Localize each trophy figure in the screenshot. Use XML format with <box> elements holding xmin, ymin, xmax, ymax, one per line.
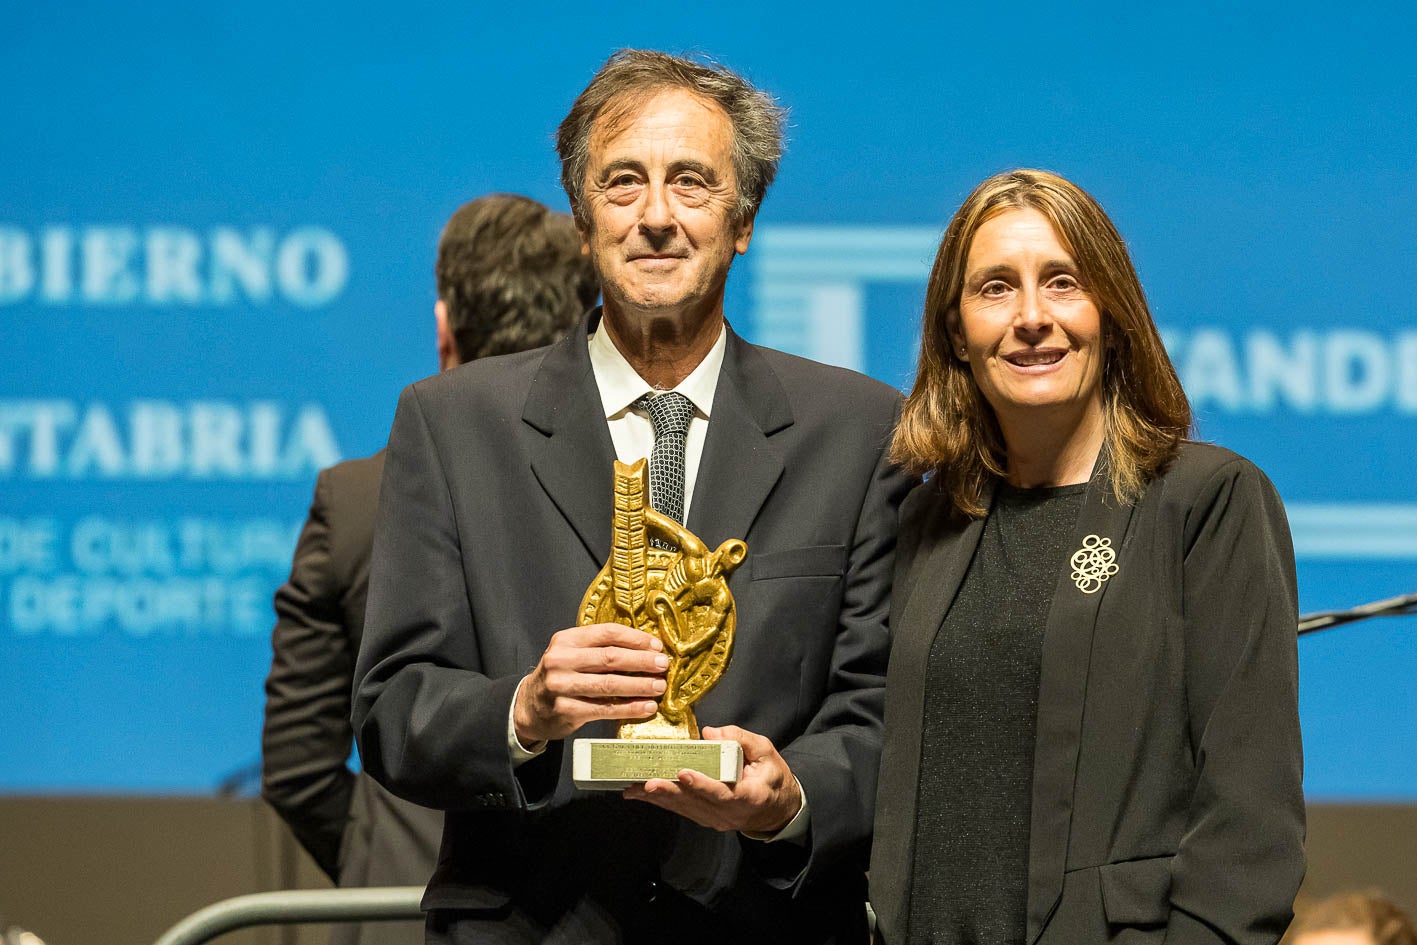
<box><xmin>572</xmin><ymin>458</ymin><xmax>747</xmax><ymax>789</ymax></box>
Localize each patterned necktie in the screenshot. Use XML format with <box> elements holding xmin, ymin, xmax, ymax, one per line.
<box><xmin>635</xmin><ymin>391</ymin><xmax>694</xmax><ymax>526</ymax></box>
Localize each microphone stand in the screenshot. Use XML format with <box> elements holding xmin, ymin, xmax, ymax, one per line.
<box><xmin>1297</xmin><ymin>591</ymin><xmax>1417</xmax><ymax>636</ymax></box>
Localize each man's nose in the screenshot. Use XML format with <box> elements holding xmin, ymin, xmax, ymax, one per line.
<box><xmin>639</xmin><ymin>182</ymin><xmax>674</xmax><ymax>237</ymax></box>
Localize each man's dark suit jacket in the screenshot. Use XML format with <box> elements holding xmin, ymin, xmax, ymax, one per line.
<box><xmin>262</xmin><ymin>451</ymin><xmax>443</xmax><ymax>945</ymax></box>
<box><xmin>352</xmin><ymin>313</ymin><xmax>912</xmax><ymax>944</ymax></box>
<box><xmin>871</xmin><ymin>443</ymin><xmax>1305</xmax><ymax>945</ymax></box>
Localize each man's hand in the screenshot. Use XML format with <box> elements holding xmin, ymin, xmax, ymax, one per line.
<box><xmin>513</xmin><ymin>623</ymin><xmax>668</xmax><ymax>745</ymax></box>
<box><xmin>622</xmin><ymin>725</ymin><xmax>802</xmax><ymax>835</ymax></box>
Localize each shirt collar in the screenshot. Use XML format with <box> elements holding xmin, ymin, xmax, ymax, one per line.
<box><xmin>588</xmin><ymin>317</ymin><xmax>726</xmax><ymax>420</ymax></box>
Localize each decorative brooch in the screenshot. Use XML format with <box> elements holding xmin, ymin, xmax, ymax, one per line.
<box><xmin>1070</xmin><ymin>534</ymin><xmax>1119</xmax><ymax>594</ymax></box>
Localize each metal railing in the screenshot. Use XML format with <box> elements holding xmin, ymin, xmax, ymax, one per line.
<box><xmin>151</xmin><ymin>887</ymin><xmax>424</xmax><ymax>945</ymax></box>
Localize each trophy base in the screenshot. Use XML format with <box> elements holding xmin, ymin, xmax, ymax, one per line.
<box><xmin>572</xmin><ymin>738</ymin><xmax>743</xmax><ymax>791</ymax></box>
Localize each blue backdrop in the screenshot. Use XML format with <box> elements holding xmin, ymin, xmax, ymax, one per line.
<box><xmin>3</xmin><ymin>2</ymin><xmax>1414</xmax><ymax>798</ymax></box>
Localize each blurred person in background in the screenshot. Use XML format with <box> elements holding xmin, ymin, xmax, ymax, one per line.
<box><xmin>261</xmin><ymin>193</ymin><xmax>598</xmax><ymax>945</ymax></box>
<box><xmin>1286</xmin><ymin>892</ymin><xmax>1417</xmax><ymax>945</ymax></box>
<box><xmin>870</xmin><ymin>169</ymin><xmax>1304</xmax><ymax>944</ymax></box>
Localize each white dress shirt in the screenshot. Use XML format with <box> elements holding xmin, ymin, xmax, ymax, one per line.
<box><xmin>509</xmin><ymin>319</ymin><xmax>807</xmax><ymax>842</ymax></box>
<box><xmin>587</xmin><ymin>317</ymin><xmax>725</xmax><ymax>523</ymax></box>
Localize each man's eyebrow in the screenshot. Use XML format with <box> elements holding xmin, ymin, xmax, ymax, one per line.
<box><xmin>595</xmin><ymin>159</ymin><xmax>645</xmax><ymax>181</ymax></box>
<box><xmin>668</xmin><ymin>160</ymin><xmax>719</xmax><ymax>183</ymax></box>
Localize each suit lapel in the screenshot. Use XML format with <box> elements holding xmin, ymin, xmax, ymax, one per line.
<box><xmin>1026</xmin><ymin>470</ymin><xmax>1138</xmax><ymax>944</ymax></box>
<box><xmin>872</xmin><ymin>487</ymin><xmax>989</xmax><ymax>938</ymax></box>
<box><xmin>892</xmin><ymin>490</ymin><xmax>990</xmax><ymax>681</ymax></box>
<box><xmin>523</xmin><ymin>314</ymin><xmax>616</xmax><ymax>565</ymax></box>
<box><xmin>684</xmin><ymin>329</ymin><xmax>789</xmax><ymax>549</ymax></box>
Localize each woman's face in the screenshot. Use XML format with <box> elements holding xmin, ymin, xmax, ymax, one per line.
<box><xmin>953</xmin><ymin>207</ymin><xmax>1105</xmax><ymax>426</ymax></box>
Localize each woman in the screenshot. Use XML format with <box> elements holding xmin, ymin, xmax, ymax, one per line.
<box><xmin>870</xmin><ymin>170</ymin><xmax>1304</xmax><ymax>945</ymax></box>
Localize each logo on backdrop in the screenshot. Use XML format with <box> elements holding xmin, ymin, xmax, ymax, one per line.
<box><xmin>749</xmin><ymin>226</ymin><xmax>1417</xmax><ymax>560</ymax></box>
<box><xmin>0</xmin><ymin>225</ymin><xmax>349</xmax><ymax>307</ymax></box>
<box><xmin>0</xmin><ymin>221</ymin><xmax>353</xmax><ymax>640</ymax></box>
<box><xmin>0</xmin><ymin>400</ymin><xmax>341</xmax><ymax>480</ymax></box>
<box><xmin>0</xmin><ymin>397</ymin><xmax>341</xmax><ymax>635</ymax></box>
<box><xmin>750</xmin><ymin>226</ymin><xmax>1417</xmax><ymax>415</ymax></box>
<box><xmin>750</xmin><ymin>226</ymin><xmax>942</xmax><ymax>373</ymax></box>
<box><xmin>0</xmin><ymin>514</ymin><xmax>301</xmax><ymax>637</ymax></box>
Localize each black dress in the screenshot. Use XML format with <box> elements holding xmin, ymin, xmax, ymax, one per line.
<box><xmin>905</xmin><ymin>483</ymin><xmax>1085</xmax><ymax>945</ymax></box>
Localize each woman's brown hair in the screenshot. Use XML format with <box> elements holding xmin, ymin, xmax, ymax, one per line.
<box><xmin>892</xmin><ymin>169</ymin><xmax>1191</xmax><ymax>517</ymax></box>
<box><xmin>1288</xmin><ymin>892</ymin><xmax>1417</xmax><ymax>945</ymax></box>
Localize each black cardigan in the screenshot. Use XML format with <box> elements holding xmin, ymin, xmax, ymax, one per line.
<box><xmin>870</xmin><ymin>442</ymin><xmax>1305</xmax><ymax>945</ymax></box>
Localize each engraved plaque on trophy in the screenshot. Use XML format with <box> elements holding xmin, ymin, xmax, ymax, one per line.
<box><xmin>572</xmin><ymin>458</ymin><xmax>747</xmax><ymax>790</ymax></box>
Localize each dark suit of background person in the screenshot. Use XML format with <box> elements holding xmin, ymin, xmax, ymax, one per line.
<box><xmin>261</xmin><ymin>194</ymin><xmax>599</xmax><ymax>945</ymax></box>
<box><xmin>868</xmin><ymin>171</ymin><xmax>1304</xmax><ymax>945</ymax></box>
<box><xmin>352</xmin><ymin>51</ymin><xmax>913</xmax><ymax>945</ymax></box>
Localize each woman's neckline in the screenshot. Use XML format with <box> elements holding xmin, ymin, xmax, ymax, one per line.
<box><xmin>996</xmin><ymin>480</ymin><xmax>1089</xmax><ymax>501</ymax></box>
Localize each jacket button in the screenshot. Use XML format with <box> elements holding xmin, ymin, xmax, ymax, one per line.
<box><xmin>641</xmin><ymin>880</ymin><xmax>659</xmax><ymax>903</ymax></box>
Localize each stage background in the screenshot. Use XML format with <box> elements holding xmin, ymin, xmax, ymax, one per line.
<box><xmin>3</xmin><ymin>3</ymin><xmax>1414</xmax><ymax>802</ymax></box>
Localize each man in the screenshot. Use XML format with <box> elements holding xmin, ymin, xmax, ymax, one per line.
<box><xmin>353</xmin><ymin>50</ymin><xmax>912</xmax><ymax>945</ymax></box>
<box><xmin>261</xmin><ymin>194</ymin><xmax>599</xmax><ymax>945</ymax></box>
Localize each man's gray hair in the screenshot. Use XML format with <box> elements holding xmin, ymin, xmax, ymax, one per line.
<box><xmin>556</xmin><ymin>49</ymin><xmax>787</xmax><ymax>225</ymax></box>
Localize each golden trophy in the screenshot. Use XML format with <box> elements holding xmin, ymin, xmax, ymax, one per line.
<box><xmin>572</xmin><ymin>458</ymin><xmax>747</xmax><ymax>790</ymax></box>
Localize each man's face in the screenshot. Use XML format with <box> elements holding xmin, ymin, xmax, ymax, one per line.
<box><xmin>579</xmin><ymin>87</ymin><xmax>753</xmax><ymax>321</ymax></box>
